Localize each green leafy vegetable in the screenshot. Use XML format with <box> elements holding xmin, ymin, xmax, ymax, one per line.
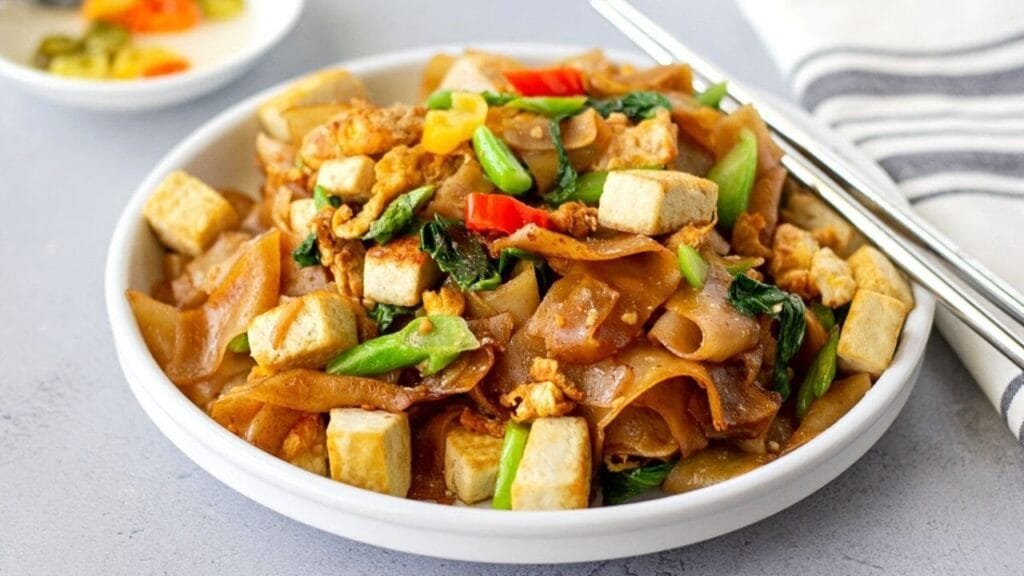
<box><xmin>492</xmin><ymin>421</ymin><xmax>530</xmax><ymax>510</ymax></box>
<box><xmin>472</xmin><ymin>126</ymin><xmax>533</xmax><ymax>195</ymax></box>
<box><xmin>369</xmin><ymin>303</ymin><xmax>416</xmax><ymax>334</ymax></box>
<box><xmin>695</xmin><ymin>82</ymin><xmax>728</xmax><ymax>108</ymax></box>
<box><xmin>602</xmin><ymin>460</ymin><xmax>676</xmax><ymax>505</ymax></box>
<box><xmin>795</xmin><ymin>326</ymin><xmax>840</xmax><ymax>418</ymax></box>
<box><xmin>708</xmin><ymin>128</ymin><xmax>758</xmax><ymax>229</ymax></box>
<box><xmin>727</xmin><ymin>274</ymin><xmax>807</xmax><ymax>399</ymax></box>
<box><xmin>507</xmin><ymin>96</ymin><xmax>588</xmax><ymax>117</ymax></box>
<box><xmin>542</xmin><ymin>117</ymin><xmax>580</xmax><ymax>206</ymax></box>
<box><xmin>546</xmin><ymin>170</ymin><xmax>608</xmax><ymax>206</ymax></box>
<box><xmin>226</xmin><ymin>332</ymin><xmax>250</xmax><ymax>354</ymax></box>
<box><xmin>677</xmin><ymin>245</ymin><xmax>708</xmax><ymax>290</ymax></box>
<box><xmin>589</xmin><ymin>91</ymin><xmax>672</xmax><ymax>122</ymax></box>
<box><xmin>291</xmin><ymin>233</ymin><xmax>320</xmax><ymax>268</ymax></box>
<box><xmin>363</xmin><ymin>185</ymin><xmax>436</xmax><ymax>244</ymax></box>
<box><xmin>313</xmin><ymin>184</ymin><xmax>342</xmax><ymax>210</ymax></box>
<box><xmin>326</xmin><ymin>315</ymin><xmax>480</xmax><ymax>376</ymax></box>
<box><xmin>420</xmin><ymin>215</ymin><xmax>501</xmax><ymax>291</ymax></box>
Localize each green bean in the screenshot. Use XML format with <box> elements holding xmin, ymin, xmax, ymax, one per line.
<box><xmin>326</xmin><ymin>315</ymin><xmax>480</xmax><ymax>376</ymax></box>
<box><xmin>708</xmin><ymin>128</ymin><xmax>758</xmax><ymax>229</ymax></box>
<box><xmin>677</xmin><ymin>245</ymin><xmax>708</xmax><ymax>290</ymax></box>
<box><xmin>471</xmin><ymin>125</ymin><xmax>533</xmax><ymax>195</ymax></box>
<box><xmin>363</xmin><ymin>184</ymin><xmax>435</xmax><ymax>244</ymax></box>
<box><xmin>425</xmin><ymin>89</ymin><xmax>517</xmax><ymax>110</ymax></box>
<box><xmin>492</xmin><ymin>421</ymin><xmax>530</xmax><ymax>510</ymax></box>
<box><xmin>507</xmin><ymin>96</ymin><xmax>587</xmax><ymax>117</ymax></box>
<box><xmin>795</xmin><ymin>327</ymin><xmax>840</xmax><ymax>418</ymax></box>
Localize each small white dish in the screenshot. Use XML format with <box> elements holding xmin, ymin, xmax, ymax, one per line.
<box><xmin>0</xmin><ymin>0</ymin><xmax>304</xmax><ymax>111</ymax></box>
<box><xmin>105</xmin><ymin>44</ymin><xmax>935</xmax><ymax>563</ymax></box>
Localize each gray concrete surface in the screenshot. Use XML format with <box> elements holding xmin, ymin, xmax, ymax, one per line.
<box><xmin>1</xmin><ymin>0</ymin><xmax>1022</xmax><ymax>574</ymax></box>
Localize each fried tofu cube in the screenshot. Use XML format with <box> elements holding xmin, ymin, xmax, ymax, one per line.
<box><xmin>511</xmin><ymin>417</ymin><xmax>591</xmax><ymax>510</ymax></box>
<box><xmin>258</xmin><ymin>68</ymin><xmax>369</xmax><ymax>141</ymax></box>
<box><xmin>444</xmin><ymin>425</ymin><xmax>503</xmax><ymax>504</ymax></box>
<box><xmin>288</xmin><ymin>198</ymin><xmax>319</xmax><ymax>237</ymax></box>
<box><xmin>247</xmin><ymin>291</ymin><xmax>358</xmax><ymax>371</ymax></box>
<box><xmin>363</xmin><ymin>236</ymin><xmax>441</xmax><ymax>307</ymax></box>
<box><xmin>837</xmin><ymin>290</ymin><xmax>910</xmax><ymax>376</ymax></box>
<box><xmin>143</xmin><ymin>171</ymin><xmax>240</xmax><ymax>256</ymax></box>
<box><xmin>810</xmin><ymin>248</ymin><xmax>856</xmax><ymax>308</ymax></box>
<box><xmin>598</xmin><ymin>169</ymin><xmax>718</xmax><ymax>235</ymax></box>
<box><xmin>315</xmin><ymin>156</ymin><xmax>376</xmax><ymax>203</ymax></box>
<box><xmin>326</xmin><ymin>409</ymin><xmax>411</xmax><ymax>497</ymax></box>
<box><xmin>847</xmin><ymin>246</ymin><xmax>915</xmax><ymax>307</ymax></box>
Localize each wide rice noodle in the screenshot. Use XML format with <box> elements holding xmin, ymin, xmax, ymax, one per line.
<box><xmin>649</xmin><ymin>264</ymin><xmax>760</xmax><ymax>362</ymax></box>
<box><xmin>165</xmin><ymin>230</ymin><xmax>282</xmax><ymax>385</ymax></box>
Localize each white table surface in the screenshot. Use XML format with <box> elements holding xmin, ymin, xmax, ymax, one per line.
<box><xmin>2</xmin><ymin>0</ymin><xmax>1023</xmax><ymax>573</ymax></box>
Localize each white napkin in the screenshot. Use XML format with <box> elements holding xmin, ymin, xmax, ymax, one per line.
<box><xmin>736</xmin><ymin>0</ymin><xmax>1024</xmax><ymax>443</ymax></box>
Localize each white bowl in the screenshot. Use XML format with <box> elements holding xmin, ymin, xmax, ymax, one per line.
<box><xmin>0</xmin><ymin>0</ymin><xmax>303</xmax><ymax>111</ymax></box>
<box><xmin>105</xmin><ymin>43</ymin><xmax>935</xmax><ymax>564</ymax></box>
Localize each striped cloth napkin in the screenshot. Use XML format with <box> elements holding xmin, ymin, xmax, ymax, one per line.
<box><xmin>737</xmin><ymin>0</ymin><xmax>1024</xmax><ymax>443</ymax></box>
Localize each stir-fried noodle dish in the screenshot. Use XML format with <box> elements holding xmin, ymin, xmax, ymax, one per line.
<box><xmin>128</xmin><ymin>50</ymin><xmax>914</xmax><ymax>509</ymax></box>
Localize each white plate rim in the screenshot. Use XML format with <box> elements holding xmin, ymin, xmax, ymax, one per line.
<box><xmin>104</xmin><ymin>42</ymin><xmax>935</xmax><ymax>559</ymax></box>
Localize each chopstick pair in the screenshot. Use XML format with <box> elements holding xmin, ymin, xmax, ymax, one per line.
<box><xmin>590</xmin><ymin>0</ymin><xmax>1024</xmax><ymax>370</ymax></box>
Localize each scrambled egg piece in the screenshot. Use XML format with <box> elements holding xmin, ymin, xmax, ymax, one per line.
<box><xmin>809</xmin><ymin>247</ymin><xmax>856</xmax><ymax>308</ymax></box>
<box><xmin>500</xmin><ymin>358</ymin><xmax>584</xmax><ymax>423</ymax></box>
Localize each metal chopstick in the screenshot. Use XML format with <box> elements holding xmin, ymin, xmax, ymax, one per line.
<box><xmin>590</xmin><ymin>0</ymin><xmax>1024</xmax><ymax>370</ymax></box>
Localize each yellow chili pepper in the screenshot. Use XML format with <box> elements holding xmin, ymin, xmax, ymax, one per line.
<box><xmin>111</xmin><ymin>46</ymin><xmax>189</xmax><ymax>79</ymax></box>
<box><xmin>421</xmin><ymin>92</ymin><xmax>488</xmax><ymax>154</ymax></box>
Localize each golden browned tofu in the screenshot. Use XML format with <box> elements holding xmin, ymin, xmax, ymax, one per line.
<box><xmin>288</xmin><ymin>198</ymin><xmax>319</xmax><ymax>237</ymax></box>
<box><xmin>837</xmin><ymin>290</ymin><xmax>910</xmax><ymax>376</ymax></box>
<box><xmin>511</xmin><ymin>417</ymin><xmax>591</xmax><ymax>510</ymax></box>
<box><xmin>326</xmin><ymin>408</ymin><xmax>411</xmax><ymax>497</ymax></box>
<box><xmin>444</xmin><ymin>425</ymin><xmax>503</xmax><ymax>504</ymax></box>
<box><xmin>258</xmin><ymin>68</ymin><xmax>369</xmax><ymax>141</ymax></box>
<box><xmin>847</xmin><ymin>246</ymin><xmax>915</xmax><ymax>307</ymax></box>
<box><xmin>143</xmin><ymin>171</ymin><xmax>239</xmax><ymax>256</ymax></box>
<box><xmin>315</xmin><ymin>156</ymin><xmax>376</xmax><ymax>203</ymax></box>
<box><xmin>247</xmin><ymin>291</ymin><xmax>359</xmax><ymax>371</ymax></box>
<box><xmin>598</xmin><ymin>169</ymin><xmax>718</xmax><ymax>235</ymax></box>
<box><xmin>363</xmin><ymin>236</ymin><xmax>441</xmax><ymax>307</ymax></box>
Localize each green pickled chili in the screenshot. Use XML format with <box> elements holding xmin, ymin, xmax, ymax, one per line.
<box><xmin>363</xmin><ymin>184</ymin><xmax>436</xmax><ymax>244</ymax></box>
<box><xmin>492</xmin><ymin>421</ymin><xmax>530</xmax><ymax>510</ymax></box>
<box><xmin>507</xmin><ymin>96</ymin><xmax>588</xmax><ymax>117</ymax></box>
<box><xmin>471</xmin><ymin>125</ymin><xmax>533</xmax><ymax>195</ymax></box>
<box><xmin>677</xmin><ymin>245</ymin><xmax>708</xmax><ymax>290</ymax></box>
<box><xmin>326</xmin><ymin>315</ymin><xmax>480</xmax><ymax>377</ymax></box>
<box><xmin>796</xmin><ymin>326</ymin><xmax>840</xmax><ymax>418</ymax></box>
<box><xmin>708</xmin><ymin>128</ymin><xmax>758</xmax><ymax>229</ymax></box>
<box><xmin>695</xmin><ymin>82</ymin><xmax>728</xmax><ymax>108</ymax></box>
